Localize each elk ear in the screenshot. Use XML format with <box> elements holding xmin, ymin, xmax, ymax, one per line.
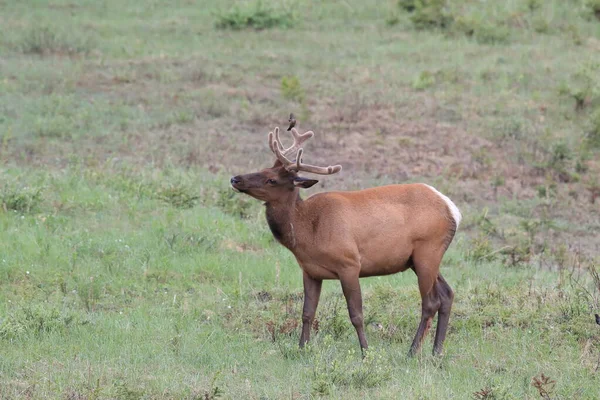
<box><xmin>293</xmin><ymin>177</ymin><xmax>319</xmax><ymax>188</ymax></box>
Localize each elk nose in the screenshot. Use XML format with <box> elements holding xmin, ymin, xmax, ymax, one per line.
<box><xmin>230</xmin><ymin>176</ymin><xmax>241</xmax><ymax>185</ymax></box>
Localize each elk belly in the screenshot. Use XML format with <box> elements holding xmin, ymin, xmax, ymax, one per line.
<box><xmin>293</xmin><ymin>253</ymin><xmax>340</xmax><ymax>280</ymax></box>
<box><xmin>357</xmin><ymin>245</ymin><xmax>414</xmax><ymax>277</ymax></box>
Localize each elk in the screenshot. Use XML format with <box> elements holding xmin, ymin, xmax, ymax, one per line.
<box><xmin>230</xmin><ymin>126</ymin><xmax>461</xmax><ymax>356</ymax></box>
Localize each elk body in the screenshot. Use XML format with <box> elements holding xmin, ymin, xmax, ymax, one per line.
<box><xmin>230</xmin><ymin>127</ymin><xmax>461</xmax><ymax>356</ymax></box>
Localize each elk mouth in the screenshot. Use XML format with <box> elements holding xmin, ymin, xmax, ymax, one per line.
<box><xmin>231</xmin><ymin>183</ymin><xmax>249</xmax><ymax>194</ymax></box>
<box><xmin>230</xmin><ymin>176</ymin><xmax>245</xmax><ymax>193</ymax></box>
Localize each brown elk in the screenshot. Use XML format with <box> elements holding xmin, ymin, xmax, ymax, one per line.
<box><xmin>230</xmin><ymin>126</ymin><xmax>461</xmax><ymax>356</ymax></box>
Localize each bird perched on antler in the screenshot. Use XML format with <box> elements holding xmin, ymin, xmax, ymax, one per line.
<box><xmin>287</xmin><ymin>113</ymin><xmax>296</xmax><ymax>131</ymax></box>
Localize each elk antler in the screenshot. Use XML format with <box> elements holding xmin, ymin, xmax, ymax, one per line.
<box><xmin>268</xmin><ymin>127</ymin><xmax>342</xmax><ymax>175</ymax></box>
<box><xmin>268</xmin><ymin>127</ymin><xmax>313</xmax><ymax>159</ymax></box>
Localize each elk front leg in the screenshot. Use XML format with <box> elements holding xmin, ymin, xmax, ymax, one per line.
<box><xmin>299</xmin><ymin>272</ymin><xmax>322</xmax><ymax>348</ymax></box>
<box><xmin>339</xmin><ymin>272</ymin><xmax>368</xmax><ymax>354</ymax></box>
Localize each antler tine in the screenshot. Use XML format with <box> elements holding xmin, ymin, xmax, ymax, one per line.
<box><xmin>281</xmin><ymin>128</ymin><xmax>314</xmax><ymax>158</ymax></box>
<box><xmin>268</xmin><ymin>131</ymin><xmax>275</xmax><ymax>153</ymax></box>
<box><xmin>268</xmin><ymin>126</ymin><xmax>313</xmax><ymax>158</ymax></box>
<box><xmin>274</xmin><ymin>127</ymin><xmax>284</xmax><ymax>152</ymax></box>
<box><xmin>268</xmin><ymin>130</ymin><xmax>280</xmax><ymax>152</ymax></box>
<box><xmin>272</xmin><ymin>137</ymin><xmax>296</xmax><ymax>168</ymax></box>
<box><xmin>292</xmin><ymin>148</ymin><xmax>343</xmax><ymax>175</ymax></box>
<box><xmin>269</xmin><ymin>128</ymin><xmax>293</xmax><ymax>169</ymax></box>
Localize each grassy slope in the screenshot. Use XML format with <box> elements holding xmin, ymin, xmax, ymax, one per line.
<box><xmin>1</xmin><ymin>0</ymin><xmax>600</xmax><ymax>399</ymax></box>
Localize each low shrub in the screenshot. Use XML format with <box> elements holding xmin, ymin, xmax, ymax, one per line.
<box><xmin>17</xmin><ymin>25</ymin><xmax>94</xmax><ymax>56</ymax></box>
<box><xmin>1</xmin><ymin>185</ymin><xmax>43</xmax><ymax>213</ymax></box>
<box><xmin>215</xmin><ymin>1</ymin><xmax>294</xmax><ymax>31</ymax></box>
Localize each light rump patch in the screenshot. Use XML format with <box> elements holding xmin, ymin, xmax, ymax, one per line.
<box><xmin>422</xmin><ymin>184</ymin><xmax>462</xmax><ymax>228</ymax></box>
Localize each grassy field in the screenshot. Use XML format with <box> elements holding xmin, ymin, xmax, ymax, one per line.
<box><xmin>1</xmin><ymin>0</ymin><xmax>600</xmax><ymax>398</ymax></box>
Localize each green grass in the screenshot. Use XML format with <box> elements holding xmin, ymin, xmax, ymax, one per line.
<box><xmin>1</xmin><ymin>166</ymin><xmax>599</xmax><ymax>399</ymax></box>
<box><xmin>0</xmin><ymin>166</ymin><xmax>599</xmax><ymax>398</ymax></box>
<box><xmin>1</xmin><ymin>0</ymin><xmax>600</xmax><ymax>398</ymax></box>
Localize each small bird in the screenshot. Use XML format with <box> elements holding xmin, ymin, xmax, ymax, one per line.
<box><xmin>596</xmin><ymin>313</ymin><xmax>600</xmax><ymax>326</ymax></box>
<box><xmin>287</xmin><ymin>113</ymin><xmax>296</xmax><ymax>131</ymax></box>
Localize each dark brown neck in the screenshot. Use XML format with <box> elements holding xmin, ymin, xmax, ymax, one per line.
<box><xmin>265</xmin><ymin>190</ymin><xmax>302</xmax><ymax>249</ymax></box>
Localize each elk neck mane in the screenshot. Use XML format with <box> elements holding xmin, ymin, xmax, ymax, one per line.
<box><xmin>264</xmin><ymin>189</ymin><xmax>303</xmax><ymax>248</ymax></box>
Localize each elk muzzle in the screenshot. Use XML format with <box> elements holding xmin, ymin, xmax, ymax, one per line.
<box><xmin>230</xmin><ymin>176</ymin><xmax>243</xmax><ymax>192</ymax></box>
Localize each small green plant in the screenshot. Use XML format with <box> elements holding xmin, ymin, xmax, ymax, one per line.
<box><xmin>475</xmin><ymin>208</ymin><xmax>499</xmax><ymax>237</ymax></box>
<box><xmin>586</xmin><ymin>175</ymin><xmax>600</xmax><ymax>204</ymax></box>
<box><xmin>412</xmin><ymin>70</ymin><xmax>435</xmax><ymax>90</ymax></box>
<box><xmin>454</xmin><ymin>16</ymin><xmax>510</xmax><ymax>45</ymax></box>
<box><xmin>586</xmin><ymin>0</ymin><xmax>600</xmax><ymax>21</ymax></box>
<box><xmin>1</xmin><ymin>185</ymin><xmax>42</xmax><ymax>213</ymax></box>
<box><xmin>559</xmin><ymin>63</ymin><xmax>600</xmax><ymax>111</ymax></box>
<box><xmin>156</xmin><ymin>185</ymin><xmax>199</xmax><ymax>209</ymax></box>
<box><xmin>409</xmin><ymin>0</ymin><xmax>453</xmax><ymax>30</ymax></box>
<box><xmin>536</xmin><ymin>184</ymin><xmax>555</xmax><ymax>199</ymax></box>
<box><xmin>203</xmin><ymin>372</ymin><xmax>224</xmax><ymax>400</ymax></box>
<box><xmin>531</xmin><ymin>16</ymin><xmax>550</xmax><ymax>34</ymax></box>
<box><xmin>76</xmin><ymin>276</ymin><xmax>103</xmax><ymax>312</ymax></box>
<box><xmin>518</xmin><ymin>217</ymin><xmax>554</xmax><ymax>255</ymax></box>
<box><xmin>397</xmin><ymin>0</ymin><xmax>417</xmax><ymax>12</ymax></box>
<box><xmin>0</xmin><ymin>305</ymin><xmax>86</xmax><ymax>340</ymax></box>
<box><xmin>550</xmin><ymin>141</ymin><xmax>572</xmax><ymax>163</ymax></box>
<box><xmin>552</xmin><ymin>243</ymin><xmax>569</xmax><ymax>269</ymax></box>
<box><xmin>466</xmin><ymin>235</ymin><xmax>497</xmax><ymax>263</ymax></box>
<box><xmin>312</xmin><ymin>338</ymin><xmax>391</xmax><ymax>395</ymax></box>
<box><xmin>547</xmin><ymin>141</ymin><xmax>573</xmax><ymax>179</ymax></box>
<box><xmin>564</xmin><ymin>24</ymin><xmax>583</xmax><ymax>46</ymax></box>
<box><xmin>215</xmin><ymin>187</ymin><xmax>254</xmax><ymax>218</ymax></box>
<box><xmin>33</xmin><ymin>114</ymin><xmax>72</xmax><ymax>138</ymax></box>
<box><xmin>526</xmin><ymin>0</ymin><xmax>542</xmax><ymax>13</ymax></box>
<box><xmin>215</xmin><ymin>1</ymin><xmax>294</xmax><ymax>31</ymax></box>
<box><xmin>472</xmin><ymin>147</ymin><xmax>493</xmax><ymax>169</ymax></box>
<box><xmin>492</xmin><ymin>174</ymin><xmax>504</xmax><ymax>198</ymax></box>
<box><xmin>520</xmin><ymin>219</ymin><xmax>542</xmax><ymax>245</ymax></box>
<box><xmin>586</xmin><ymin>108</ymin><xmax>600</xmax><ymax>148</ymax></box>
<box><xmin>168</xmin><ymin>110</ymin><xmax>195</xmax><ymax>126</ymax></box>
<box><xmin>17</xmin><ymin>25</ymin><xmax>94</xmax><ymax>56</ymax></box>
<box><xmin>501</xmin><ymin>240</ymin><xmax>531</xmax><ymax>268</ymax></box>
<box><xmin>473</xmin><ymin>24</ymin><xmax>510</xmax><ymax>44</ymax></box>
<box><xmin>281</xmin><ymin>75</ymin><xmax>305</xmax><ymax>102</ymax></box>
<box><xmin>575</xmin><ymin>152</ymin><xmax>590</xmax><ymax>174</ymax></box>
<box><xmin>496</xmin><ymin>118</ymin><xmax>526</xmax><ymax>140</ymax></box>
<box><xmin>319</xmin><ymin>297</ymin><xmax>349</xmax><ymax>340</ymax></box>
<box><xmin>113</xmin><ymin>381</ymin><xmax>145</xmax><ymax>400</ymax></box>
<box><xmin>385</xmin><ymin>14</ymin><xmax>401</xmax><ymax>26</ymax></box>
<box><xmin>169</xmin><ymin>324</ymin><xmax>182</xmax><ymax>355</ymax></box>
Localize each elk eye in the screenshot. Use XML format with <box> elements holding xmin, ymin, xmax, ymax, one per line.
<box><xmin>266</xmin><ymin>179</ymin><xmax>277</xmax><ymax>185</ymax></box>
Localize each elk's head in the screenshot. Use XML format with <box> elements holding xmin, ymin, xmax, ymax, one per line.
<box><xmin>230</xmin><ymin>127</ymin><xmax>342</xmax><ymax>203</ymax></box>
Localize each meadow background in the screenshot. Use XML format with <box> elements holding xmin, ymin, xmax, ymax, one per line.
<box><xmin>1</xmin><ymin>0</ymin><xmax>600</xmax><ymax>398</ymax></box>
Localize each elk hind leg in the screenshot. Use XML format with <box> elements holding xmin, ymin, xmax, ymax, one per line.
<box><xmin>408</xmin><ymin>252</ymin><xmax>442</xmax><ymax>357</ymax></box>
<box><xmin>432</xmin><ymin>274</ymin><xmax>454</xmax><ymax>356</ymax></box>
